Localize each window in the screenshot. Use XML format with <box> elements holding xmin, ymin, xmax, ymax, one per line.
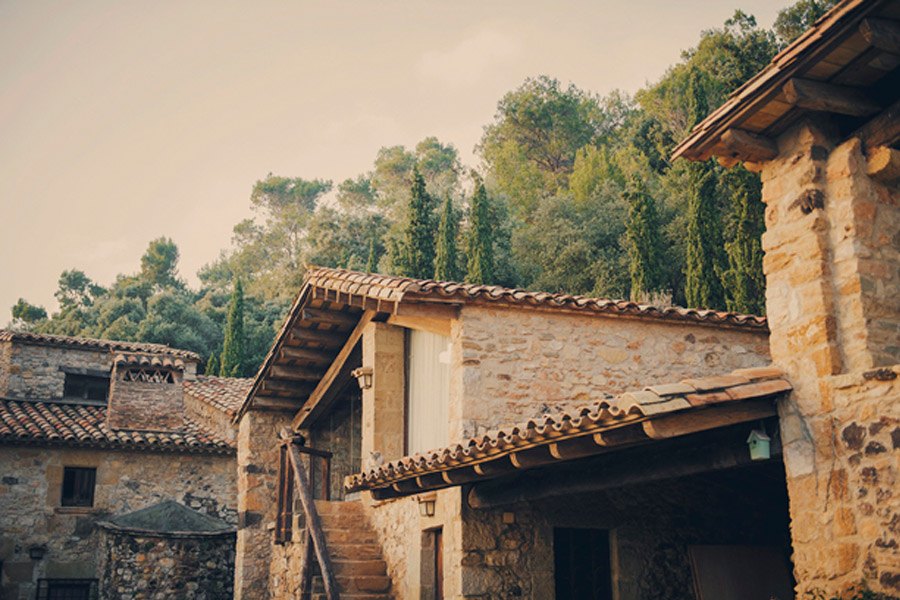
<box><xmin>63</xmin><ymin>374</ymin><xmax>109</xmax><ymax>402</ymax></box>
<box><xmin>406</xmin><ymin>330</ymin><xmax>451</xmax><ymax>455</ymax></box>
<box><xmin>36</xmin><ymin>578</ymin><xmax>98</xmax><ymax>600</ymax></box>
<box><xmin>61</xmin><ymin>467</ymin><xmax>96</xmax><ymax>507</ymax></box>
<box><xmin>275</xmin><ymin>444</ymin><xmax>294</xmax><ymax>544</ymax></box>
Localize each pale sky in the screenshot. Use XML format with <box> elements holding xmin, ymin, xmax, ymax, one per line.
<box><xmin>0</xmin><ymin>0</ymin><xmax>789</xmax><ymax>318</ymax></box>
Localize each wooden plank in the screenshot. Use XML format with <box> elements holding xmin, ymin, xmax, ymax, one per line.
<box><xmin>860</xmin><ymin>17</ymin><xmax>900</xmax><ymax>55</ymax></box>
<box><xmin>292</xmin><ymin>311</ymin><xmax>375</xmax><ymax>429</ymax></box>
<box><xmin>642</xmin><ymin>401</ymin><xmax>776</xmax><ymax>440</ymax></box>
<box><xmin>261</xmin><ymin>379</ymin><xmax>315</xmax><ymax>396</ymax></box>
<box><xmin>721</xmin><ymin>129</ymin><xmax>778</xmax><ymax>162</ymax></box>
<box><xmin>269</xmin><ymin>365</ymin><xmax>325</xmax><ymax>382</ymax></box>
<box><xmin>252</xmin><ymin>395</ymin><xmax>303</xmax><ymax>411</ymax></box>
<box><xmin>386</xmin><ymin>314</ymin><xmax>452</xmax><ymax>337</ymax></box>
<box><xmin>853</xmin><ymin>96</ymin><xmax>900</xmax><ymax>149</ymax></box>
<box><xmin>280</xmin><ymin>346</ymin><xmax>332</xmax><ymax>364</ymax></box>
<box><xmin>301</xmin><ymin>307</ymin><xmax>359</xmax><ymax>328</ymax></box>
<box><xmin>867</xmin><ymin>146</ymin><xmax>900</xmax><ymax>182</ymax></box>
<box><xmin>286</xmin><ymin>441</ymin><xmax>340</xmax><ymax>600</ymax></box>
<box><xmin>782</xmin><ymin>77</ymin><xmax>881</xmax><ymax>117</ymax></box>
<box><xmin>288</xmin><ymin>327</ymin><xmax>345</xmax><ymax>348</ymax></box>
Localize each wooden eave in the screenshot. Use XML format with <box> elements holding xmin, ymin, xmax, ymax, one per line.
<box><xmin>673</xmin><ymin>0</ymin><xmax>900</xmax><ymax>163</ymax></box>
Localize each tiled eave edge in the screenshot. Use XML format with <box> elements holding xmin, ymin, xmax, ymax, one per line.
<box><xmin>0</xmin><ymin>437</ymin><xmax>235</xmax><ymax>456</ymax></box>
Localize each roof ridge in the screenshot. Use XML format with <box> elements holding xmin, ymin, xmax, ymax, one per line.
<box><xmin>0</xmin><ymin>329</ymin><xmax>200</xmax><ymax>360</ymax></box>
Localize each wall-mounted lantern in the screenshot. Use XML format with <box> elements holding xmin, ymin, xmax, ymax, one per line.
<box><xmin>417</xmin><ymin>493</ymin><xmax>437</xmax><ymax>517</ymax></box>
<box><xmin>351</xmin><ymin>367</ymin><xmax>373</xmax><ymax>390</ymax></box>
<box><xmin>28</xmin><ymin>545</ymin><xmax>47</xmax><ymax>561</ymax></box>
<box><xmin>747</xmin><ymin>429</ymin><xmax>771</xmax><ymax>461</ymax></box>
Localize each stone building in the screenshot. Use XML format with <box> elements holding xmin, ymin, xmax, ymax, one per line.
<box><xmin>0</xmin><ymin>330</ymin><xmax>250</xmax><ymax>600</ymax></box>
<box><xmin>230</xmin><ymin>2</ymin><xmax>899</xmax><ymax>598</ymax></box>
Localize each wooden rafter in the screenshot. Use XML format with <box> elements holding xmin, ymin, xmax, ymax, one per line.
<box><xmin>853</xmin><ymin>96</ymin><xmax>900</xmax><ymax>149</ymax></box>
<box><xmin>292</xmin><ymin>310</ymin><xmax>375</xmax><ymax>430</ymax></box>
<box><xmin>721</xmin><ymin>129</ymin><xmax>778</xmax><ymax>162</ymax></box>
<box><xmin>783</xmin><ymin>78</ymin><xmax>882</xmax><ymax>117</ymax></box>
<box><xmin>860</xmin><ymin>17</ymin><xmax>900</xmax><ymax>55</ymax></box>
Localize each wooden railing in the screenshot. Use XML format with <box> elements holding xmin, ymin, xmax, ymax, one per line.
<box><xmin>279</xmin><ymin>430</ymin><xmax>339</xmax><ymax>600</ymax></box>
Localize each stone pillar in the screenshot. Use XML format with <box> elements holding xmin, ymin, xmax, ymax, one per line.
<box><xmin>234</xmin><ymin>407</ymin><xmax>293</xmax><ymax>600</ymax></box>
<box><xmin>760</xmin><ymin>119</ymin><xmax>900</xmax><ymax>596</ymax></box>
<box><xmin>362</xmin><ymin>322</ymin><xmax>405</xmax><ymax>463</ymax></box>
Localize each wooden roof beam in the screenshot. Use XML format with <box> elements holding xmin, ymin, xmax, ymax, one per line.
<box><xmin>853</xmin><ymin>96</ymin><xmax>900</xmax><ymax>150</ymax></box>
<box><xmin>260</xmin><ymin>379</ymin><xmax>315</xmax><ymax>396</ymax></box>
<box><xmin>269</xmin><ymin>365</ymin><xmax>325</xmax><ymax>382</ymax></box>
<box><xmin>292</xmin><ymin>310</ymin><xmax>375</xmax><ymax>430</ymax></box>
<box><xmin>783</xmin><ymin>78</ymin><xmax>882</xmax><ymax>117</ymax></box>
<box><xmin>301</xmin><ymin>307</ymin><xmax>359</xmax><ymax>328</ymax></box>
<box><xmin>867</xmin><ymin>146</ymin><xmax>900</xmax><ymax>183</ymax></box>
<box><xmin>721</xmin><ymin>129</ymin><xmax>778</xmax><ymax>162</ymax></box>
<box><xmin>279</xmin><ymin>346</ymin><xmax>332</xmax><ymax>364</ymax></box>
<box><xmin>860</xmin><ymin>18</ymin><xmax>900</xmax><ymax>55</ymax></box>
<box><xmin>287</xmin><ymin>327</ymin><xmax>345</xmax><ymax>348</ymax></box>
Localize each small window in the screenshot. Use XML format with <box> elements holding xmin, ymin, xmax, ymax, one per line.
<box><xmin>63</xmin><ymin>374</ymin><xmax>109</xmax><ymax>402</ymax></box>
<box><xmin>61</xmin><ymin>467</ymin><xmax>96</xmax><ymax>507</ymax></box>
<box><xmin>36</xmin><ymin>578</ymin><xmax>98</xmax><ymax>600</ymax></box>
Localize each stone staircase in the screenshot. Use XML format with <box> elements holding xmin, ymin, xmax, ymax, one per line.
<box><xmin>309</xmin><ymin>499</ymin><xmax>393</xmax><ymax>600</ymax></box>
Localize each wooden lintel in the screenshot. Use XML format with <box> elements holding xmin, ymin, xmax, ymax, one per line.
<box><xmin>866</xmin><ymin>146</ymin><xmax>900</xmax><ymax>183</ymax></box>
<box><xmin>386</xmin><ymin>314</ymin><xmax>452</xmax><ymax>337</ymax></box>
<box><xmin>510</xmin><ymin>446</ymin><xmax>556</xmax><ymax>469</ymax></box>
<box><xmin>721</xmin><ymin>128</ymin><xmax>778</xmax><ymax>162</ymax></box>
<box><xmin>301</xmin><ymin>307</ymin><xmax>359</xmax><ymax>327</ymax></box>
<box><xmin>853</xmin><ymin>97</ymin><xmax>900</xmax><ymax>150</ymax></box>
<box><xmin>269</xmin><ymin>365</ymin><xmax>325</xmax><ymax>382</ymax></box>
<box><xmin>292</xmin><ymin>311</ymin><xmax>375</xmax><ymax>430</ymax></box>
<box><xmin>642</xmin><ymin>400</ymin><xmax>776</xmax><ymax>440</ymax></box>
<box><xmin>393</xmin><ymin>302</ymin><xmax>460</xmax><ymax>320</ymax></box>
<box><xmin>288</xmin><ymin>327</ymin><xmax>345</xmax><ymax>348</ymax></box>
<box><xmin>860</xmin><ymin>18</ymin><xmax>900</xmax><ymax>55</ymax></box>
<box><xmin>783</xmin><ymin>78</ymin><xmax>881</xmax><ymax>117</ymax></box>
<box><xmin>279</xmin><ymin>346</ymin><xmax>332</xmax><ymax>364</ymax></box>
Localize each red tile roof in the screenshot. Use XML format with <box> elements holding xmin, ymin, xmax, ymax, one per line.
<box><xmin>345</xmin><ymin>366</ymin><xmax>790</xmax><ymax>497</ymax></box>
<box><xmin>183</xmin><ymin>376</ymin><xmax>253</xmax><ymax>418</ymax></box>
<box><xmin>0</xmin><ymin>399</ymin><xmax>233</xmax><ymax>454</ymax></box>
<box><xmin>0</xmin><ymin>330</ymin><xmax>200</xmax><ymax>361</ymax></box>
<box><xmin>305</xmin><ymin>267</ymin><xmax>768</xmax><ymax>329</ymax></box>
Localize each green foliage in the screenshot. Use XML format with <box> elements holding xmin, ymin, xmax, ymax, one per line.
<box><xmin>466</xmin><ymin>181</ymin><xmax>495</xmax><ymax>285</ymax></box>
<box><xmin>684</xmin><ymin>163</ymin><xmax>725</xmax><ymax>309</ymax></box>
<box><xmin>624</xmin><ymin>177</ymin><xmax>666</xmax><ymax>301</ymax></box>
<box><xmin>434</xmin><ymin>196</ymin><xmax>461</xmax><ymax>281</ymax></box>
<box><xmin>366</xmin><ymin>238</ymin><xmax>378</xmax><ymax>273</ymax></box>
<box><xmin>774</xmin><ymin>0</ymin><xmax>839</xmax><ymax>45</ymax></box>
<box><xmin>11</xmin><ymin>299</ymin><xmax>47</xmax><ymax>325</ymax></box>
<box><xmin>205</xmin><ymin>353</ymin><xmax>219</xmax><ymax>377</ymax></box>
<box><xmin>394</xmin><ymin>167</ymin><xmax>437</xmax><ymax>279</ymax></box>
<box><xmin>719</xmin><ymin>168</ymin><xmax>766</xmax><ymax>314</ymax></box>
<box><xmin>220</xmin><ymin>279</ymin><xmax>246</xmax><ymax>377</ymax></box>
<box><xmin>55</xmin><ymin>270</ymin><xmax>105</xmax><ymax>311</ymax></box>
<box><xmin>140</xmin><ymin>237</ymin><xmax>182</xmax><ymax>290</ymax></box>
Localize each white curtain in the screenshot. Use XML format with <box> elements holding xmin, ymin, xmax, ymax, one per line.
<box><xmin>406</xmin><ymin>329</ymin><xmax>451</xmax><ymax>455</ymax></box>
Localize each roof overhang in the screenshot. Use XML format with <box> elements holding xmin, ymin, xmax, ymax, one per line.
<box><xmin>673</xmin><ymin>0</ymin><xmax>900</xmax><ymax>165</ymax></box>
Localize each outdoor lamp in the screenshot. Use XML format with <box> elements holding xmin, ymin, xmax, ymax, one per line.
<box><xmin>418</xmin><ymin>493</ymin><xmax>437</xmax><ymax>517</ymax></box>
<box><xmin>747</xmin><ymin>429</ymin><xmax>771</xmax><ymax>461</ymax></box>
<box><xmin>28</xmin><ymin>545</ymin><xmax>47</xmax><ymax>560</ymax></box>
<box><xmin>352</xmin><ymin>367</ymin><xmax>373</xmax><ymax>390</ymax></box>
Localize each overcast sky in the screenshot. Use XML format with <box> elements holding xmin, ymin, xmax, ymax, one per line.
<box><xmin>0</xmin><ymin>0</ymin><xmax>789</xmax><ymax>318</ymax></box>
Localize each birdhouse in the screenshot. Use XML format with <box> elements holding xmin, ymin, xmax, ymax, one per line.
<box><xmin>747</xmin><ymin>429</ymin><xmax>771</xmax><ymax>461</ymax></box>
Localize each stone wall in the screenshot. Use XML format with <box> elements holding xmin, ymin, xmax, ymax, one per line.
<box><xmin>760</xmin><ymin>120</ymin><xmax>900</xmax><ymax>596</ymax></box>
<box><xmin>0</xmin><ymin>446</ymin><xmax>235</xmax><ymax>600</ymax></box>
<box><xmin>107</xmin><ymin>367</ymin><xmax>186</xmax><ymax>432</ymax></box>
<box><xmin>234</xmin><ymin>407</ymin><xmax>293</xmax><ymax>600</ymax></box>
<box><xmin>183</xmin><ymin>391</ymin><xmax>237</xmax><ymax>445</ymax></box>
<box><xmin>1</xmin><ymin>342</ymin><xmax>111</xmax><ymax>399</ymax></box>
<box><xmin>97</xmin><ymin>528</ymin><xmax>235</xmax><ymax>599</ymax></box>
<box><xmin>453</xmin><ymin>306</ymin><xmax>771</xmax><ymax>439</ymax></box>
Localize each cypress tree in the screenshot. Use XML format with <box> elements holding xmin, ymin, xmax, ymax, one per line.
<box><xmin>396</xmin><ymin>167</ymin><xmax>437</xmax><ymax>278</ymax></box>
<box><xmin>465</xmin><ymin>180</ymin><xmax>495</xmax><ymax>285</ymax></box>
<box><xmin>205</xmin><ymin>353</ymin><xmax>219</xmax><ymax>377</ymax></box>
<box><xmin>220</xmin><ymin>279</ymin><xmax>245</xmax><ymax>377</ymax></box>
<box><xmin>624</xmin><ymin>176</ymin><xmax>665</xmax><ymax>302</ymax></box>
<box><xmin>366</xmin><ymin>238</ymin><xmax>378</xmax><ymax>273</ymax></box>
<box><xmin>721</xmin><ymin>185</ymin><xmax>766</xmax><ymax>314</ymax></box>
<box><xmin>434</xmin><ymin>196</ymin><xmax>461</xmax><ymax>281</ymax></box>
<box><xmin>684</xmin><ymin>166</ymin><xmax>725</xmax><ymax>309</ymax></box>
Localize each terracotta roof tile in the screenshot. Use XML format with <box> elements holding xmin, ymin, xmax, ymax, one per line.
<box><xmin>0</xmin><ymin>330</ymin><xmax>200</xmax><ymax>360</ymax></box>
<box><xmin>0</xmin><ymin>399</ymin><xmax>233</xmax><ymax>454</ymax></box>
<box><xmin>344</xmin><ymin>366</ymin><xmax>790</xmax><ymax>494</ymax></box>
<box><xmin>183</xmin><ymin>376</ymin><xmax>253</xmax><ymax>418</ymax></box>
<box><xmin>305</xmin><ymin>267</ymin><xmax>768</xmax><ymax>330</ymax></box>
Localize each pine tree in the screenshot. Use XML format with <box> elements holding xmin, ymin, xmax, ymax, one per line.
<box><xmin>720</xmin><ymin>185</ymin><xmax>766</xmax><ymax>314</ymax></box>
<box><xmin>684</xmin><ymin>166</ymin><xmax>725</xmax><ymax>309</ymax></box>
<box><xmin>396</xmin><ymin>167</ymin><xmax>437</xmax><ymax>278</ymax></box>
<box><xmin>220</xmin><ymin>279</ymin><xmax>245</xmax><ymax>377</ymax></box>
<box><xmin>466</xmin><ymin>180</ymin><xmax>495</xmax><ymax>285</ymax></box>
<box><xmin>434</xmin><ymin>196</ymin><xmax>461</xmax><ymax>281</ymax></box>
<box><xmin>366</xmin><ymin>238</ymin><xmax>378</xmax><ymax>273</ymax></box>
<box><xmin>205</xmin><ymin>353</ymin><xmax>219</xmax><ymax>377</ymax></box>
<box><xmin>624</xmin><ymin>177</ymin><xmax>665</xmax><ymax>302</ymax></box>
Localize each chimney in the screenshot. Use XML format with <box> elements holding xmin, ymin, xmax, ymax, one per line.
<box><xmin>107</xmin><ymin>352</ymin><xmax>186</xmax><ymax>432</ymax></box>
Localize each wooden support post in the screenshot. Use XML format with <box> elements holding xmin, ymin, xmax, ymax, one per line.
<box><xmin>783</xmin><ymin>78</ymin><xmax>881</xmax><ymax>117</ymax></box>
<box><xmin>721</xmin><ymin>129</ymin><xmax>778</xmax><ymax>162</ymax></box>
<box><xmin>866</xmin><ymin>146</ymin><xmax>900</xmax><ymax>183</ymax></box>
<box><xmin>860</xmin><ymin>18</ymin><xmax>900</xmax><ymax>55</ymax></box>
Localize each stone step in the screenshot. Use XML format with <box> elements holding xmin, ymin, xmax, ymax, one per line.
<box><xmin>332</xmin><ymin>559</ymin><xmax>388</xmax><ymax>577</ymax></box>
<box><xmin>318</xmin><ymin>511</ymin><xmax>370</xmax><ymax>529</ymax></box>
<box><xmin>323</xmin><ymin>528</ymin><xmax>379</xmax><ymax>545</ymax></box>
<box><xmin>315</xmin><ymin>500</ymin><xmax>365</xmax><ymax>515</ymax></box>
<box><xmin>312</xmin><ymin>575</ymin><xmax>392</xmax><ymax>595</ymax></box>
<box><xmin>327</xmin><ymin>543</ymin><xmax>384</xmax><ymax>561</ymax></box>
